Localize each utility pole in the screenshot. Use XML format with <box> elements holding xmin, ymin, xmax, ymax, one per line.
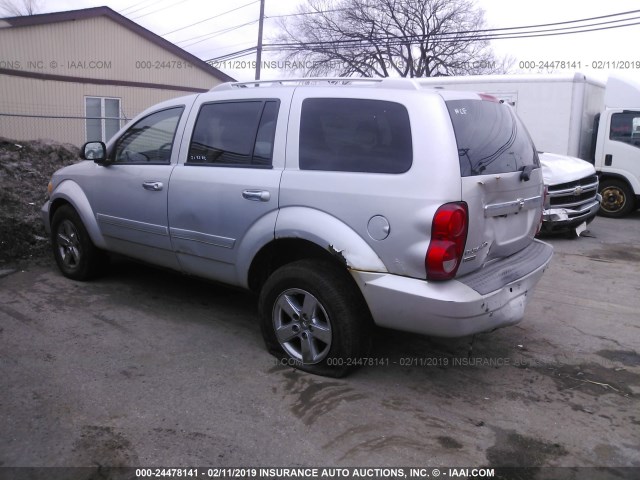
<box><xmin>255</xmin><ymin>0</ymin><xmax>265</xmax><ymax>80</ymax></box>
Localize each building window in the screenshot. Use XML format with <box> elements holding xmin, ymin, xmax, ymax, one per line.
<box><xmin>85</xmin><ymin>97</ymin><xmax>121</xmax><ymax>142</ymax></box>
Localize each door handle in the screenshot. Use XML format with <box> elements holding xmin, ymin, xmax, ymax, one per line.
<box><xmin>142</xmin><ymin>181</ymin><xmax>163</xmax><ymax>191</ymax></box>
<box><xmin>242</xmin><ymin>189</ymin><xmax>271</xmax><ymax>202</ymax></box>
<box><xmin>605</xmin><ymin>154</ymin><xmax>613</xmax><ymax>166</ymax></box>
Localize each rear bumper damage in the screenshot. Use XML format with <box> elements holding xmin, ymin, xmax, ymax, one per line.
<box><xmin>352</xmin><ymin>240</ymin><xmax>553</xmax><ymax>338</ymax></box>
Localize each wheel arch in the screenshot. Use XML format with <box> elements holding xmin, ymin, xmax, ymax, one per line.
<box><xmin>598</xmin><ymin>172</ymin><xmax>640</xmax><ymax>196</ymax></box>
<box><xmin>246</xmin><ymin>207</ymin><xmax>388</xmax><ymax>293</ymax></box>
<box><xmin>49</xmin><ymin>180</ymin><xmax>107</xmax><ymax>248</ymax></box>
<box><xmin>248</xmin><ymin>238</ymin><xmax>349</xmax><ymax>293</ymax></box>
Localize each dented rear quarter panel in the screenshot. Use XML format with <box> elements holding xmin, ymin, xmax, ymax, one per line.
<box><xmin>279</xmin><ymin>88</ymin><xmax>462</xmax><ymax>279</ymax></box>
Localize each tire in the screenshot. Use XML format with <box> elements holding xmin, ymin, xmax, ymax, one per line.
<box><xmin>599</xmin><ymin>179</ymin><xmax>636</xmax><ymax>218</ymax></box>
<box><xmin>258</xmin><ymin>259</ymin><xmax>372</xmax><ymax>378</ymax></box>
<box><xmin>51</xmin><ymin>205</ymin><xmax>107</xmax><ymax>280</ymax></box>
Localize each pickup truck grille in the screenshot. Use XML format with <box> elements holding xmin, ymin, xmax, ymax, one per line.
<box><xmin>548</xmin><ymin>175</ymin><xmax>599</xmax><ymax>209</ymax></box>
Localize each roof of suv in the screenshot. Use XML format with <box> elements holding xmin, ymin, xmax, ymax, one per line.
<box><xmin>208</xmin><ymin>78</ymin><xmax>491</xmax><ymax>100</ymax></box>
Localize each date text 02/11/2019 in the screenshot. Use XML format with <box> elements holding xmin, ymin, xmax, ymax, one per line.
<box><xmin>135</xmin><ymin>467</ymin><xmax>497</xmax><ymax>478</ymax></box>
<box><xmin>518</xmin><ymin>60</ymin><xmax>640</xmax><ymax>70</ymax></box>
<box><xmin>273</xmin><ymin>357</ymin><xmax>453</xmax><ymax>367</ymax></box>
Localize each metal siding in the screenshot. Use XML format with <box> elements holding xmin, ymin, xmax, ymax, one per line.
<box><xmin>0</xmin><ymin>76</ymin><xmax>196</xmax><ymax>145</ymax></box>
<box><xmin>0</xmin><ymin>16</ymin><xmax>220</xmax><ymax>88</ymax></box>
<box><xmin>0</xmin><ymin>14</ymin><xmax>225</xmax><ymax>143</ymax></box>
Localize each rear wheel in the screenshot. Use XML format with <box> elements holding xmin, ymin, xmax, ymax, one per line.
<box><xmin>51</xmin><ymin>205</ymin><xmax>107</xmax><ymax>280</ymax></box>
<box><xmin>599</xmin><ymin>179</ymin><xmax>636</xmax><ymax>218</ymax></box>
<box><xmin>258</xmin><ymin>259</ymin><xmax>372</xmax><ymax>378</ymax></box>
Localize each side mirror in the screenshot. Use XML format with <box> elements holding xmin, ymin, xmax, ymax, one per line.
<box><xmin>81</xmin><ymin>141</ymin><xmax>108</xmax><ymax>164</ymax></box>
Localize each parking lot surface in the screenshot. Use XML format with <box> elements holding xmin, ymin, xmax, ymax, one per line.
<box><xmin>1</xmin><ymin>214</ymin><xmax>639</xmax><ymax>472</ymax></box>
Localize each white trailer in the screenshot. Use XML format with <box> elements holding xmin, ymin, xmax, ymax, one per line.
<box><xmin>419</xmin><ymin>73</ymin><xmax>640</xmax><ymax>217</ymax></box>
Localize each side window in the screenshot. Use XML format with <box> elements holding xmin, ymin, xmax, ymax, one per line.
<box><xmin>299</xmin><ymin>98</ymin><xmax>412</xmax><ymax>173</ymax></box>
<box><xmin>188</xmin><ymin>100</ymin><xmax>279</xmax><ymax>167</ymax></box>
<box><xmin>610</xmin><ymin>112</ymin><xmax>640</xmax><ymax>149</ymax></box>
<box><xmin>113</xmin><ymin>107</ymin><xmax>184</xmax><ymax>164</ymax></box>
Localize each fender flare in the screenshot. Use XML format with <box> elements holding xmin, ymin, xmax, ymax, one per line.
<box><xmin>50</xmin><ymin>180</ymin><xmax>107</xmax><ymax>248</ymax></box>
<box><xmin>235</xmin><ymin>210</ymin><xmax>281</xmax><ymax>288</ymax></box>
<box><xmin>274</xmin><ymin>206</ymin><xmax>387</xmax><ymax>272</ymax></box>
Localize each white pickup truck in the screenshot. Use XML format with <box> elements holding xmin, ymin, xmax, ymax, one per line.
<box><xmin>538</xmin><ymin>152</ymin><xmax>601</xmax><ymax>235</ymax></box>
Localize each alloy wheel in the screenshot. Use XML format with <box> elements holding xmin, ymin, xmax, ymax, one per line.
<box><xmin>272</xmin><ymin>288</ymin><xmax>332</xmax><ymax>364</ymax></box>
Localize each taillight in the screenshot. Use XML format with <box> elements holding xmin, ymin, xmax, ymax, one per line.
<box><xmin>426</xmin><ymin>202</ymin><xmax>468</xmax><ymax>281</ymax></box>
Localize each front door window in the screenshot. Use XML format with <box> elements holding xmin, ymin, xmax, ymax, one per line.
<box><xmin>113</xmin><ymin>107</ymin><xmax>184</xmax><ymax>164</ymax></box>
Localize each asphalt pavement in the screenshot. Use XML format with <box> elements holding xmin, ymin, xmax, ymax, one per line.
<box><xmin>1</xmin><ymin>214</ymin><xmax>639</xmax><ymax>473</ymax></box>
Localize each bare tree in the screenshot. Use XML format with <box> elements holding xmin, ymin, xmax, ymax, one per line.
<box><xmin>0</xmin><ymin>0</ymin><xmax>42</xmax><ymax>16</ymax></box>
<box><xmin>272</xmin><ymin>0</ymin><xmax>512</xmax><ymax>77</ymax></box>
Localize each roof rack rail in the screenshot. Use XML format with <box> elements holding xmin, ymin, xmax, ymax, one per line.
<box><xmin>210</xmin><ymin>77</ymin><xmax>419</xmax><ymax>91</ymax></box>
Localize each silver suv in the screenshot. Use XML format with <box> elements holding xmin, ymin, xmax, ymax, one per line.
<box><xmin>42</xmin><ymin>78</ymin><xmax>553</xmax><ymax>377</ymax></box>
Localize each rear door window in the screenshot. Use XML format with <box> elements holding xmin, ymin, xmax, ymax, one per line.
<box><xmin>188</xmin><ymin>100</ymin><xmax>279</xmax><ymax>167</ymax></box>
<box><xmin>299</xmin><ymin>98</ymin><xmax>412</xmax><ymax>173</ymax></box>
<box><xmin>446</xmin><ymin>99</ymin><xmax>539</xmax><ymax>177</ymax></box>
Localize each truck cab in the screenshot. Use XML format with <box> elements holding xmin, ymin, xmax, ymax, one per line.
<box><xmin>593</xmin><ymin>76</ymin><xmax>640</xmax><ymax>217</ymax></box>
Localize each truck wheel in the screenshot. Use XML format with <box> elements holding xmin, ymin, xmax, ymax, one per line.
<box><xmin>258</xmin><ymin>259</ymin><xmax>372</xmax><ymax>378</ymax></box>
<box><xmin>51</xmin><ymin>205</ymin><xmax>107</xmax><ymax>280</ymax></box>
<box><xmin>599</xmin><ymin>179</ymin><xmax>636</xmax><ymax>218</ymax></box>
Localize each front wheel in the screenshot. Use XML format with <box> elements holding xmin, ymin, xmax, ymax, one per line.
<box><xmin>599</xmin><ymin>179</ymin><xmax>636</xmax><ymax>218</ymax></box>
<box><xmin>258</xmin><ymin>259</ymin><xmax>372</xmax><ymax>378</ymax></box>
<box><xmin>51</xmin><ymin>205</ymin><xmax>107</xmax><ymax>280</ymax></box>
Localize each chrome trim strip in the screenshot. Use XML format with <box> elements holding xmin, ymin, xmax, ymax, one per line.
<box><xmin>169</xmin><ymin>227</ymin><xmax>236</xmax><ymax>249</ymax></box>
<box><xmin>548</xmin><ymin>182</ymin><xmax>599</xmax><ymax>197</ymax></box>
<box><xmin>97</xmin><ymin>213</ymin><xmax>168</xmax><ymax>236</ymax></box>
<box><xmin>484</xmin><ymin>195</ymin><xmax>542</xmax><ymax>217</ymax></box>
<box><xmin>551</xmin><ymin>197</ymin><xmax>600</xmax><ymax>209</ymax></box>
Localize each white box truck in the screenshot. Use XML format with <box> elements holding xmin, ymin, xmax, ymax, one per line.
<box><xmin>420</xmin><ymin>73</ymin><xmax>640</xmax><ymax>218</ymax></box>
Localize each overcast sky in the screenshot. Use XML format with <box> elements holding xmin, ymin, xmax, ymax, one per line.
<box><xmin>19</xmin><ymin>0</ymin><xmax>640</xmax><ymax>82</ymax></box>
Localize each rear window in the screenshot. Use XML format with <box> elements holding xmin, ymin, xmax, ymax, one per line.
<box><xmin>446</xmin><ymin>99</ymin><xmax>539</xmax><ymax>177</ymax></box>
<box><xmin>300</xmin><ymin>98</ymin><xmax>412</xmax><ymax>173</ymax></box>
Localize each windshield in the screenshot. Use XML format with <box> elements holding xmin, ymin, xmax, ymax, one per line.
<box><xmin>446</xmin><ymin>99</ymin><xmax>539</xmax><ymax>177</ymax></box>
